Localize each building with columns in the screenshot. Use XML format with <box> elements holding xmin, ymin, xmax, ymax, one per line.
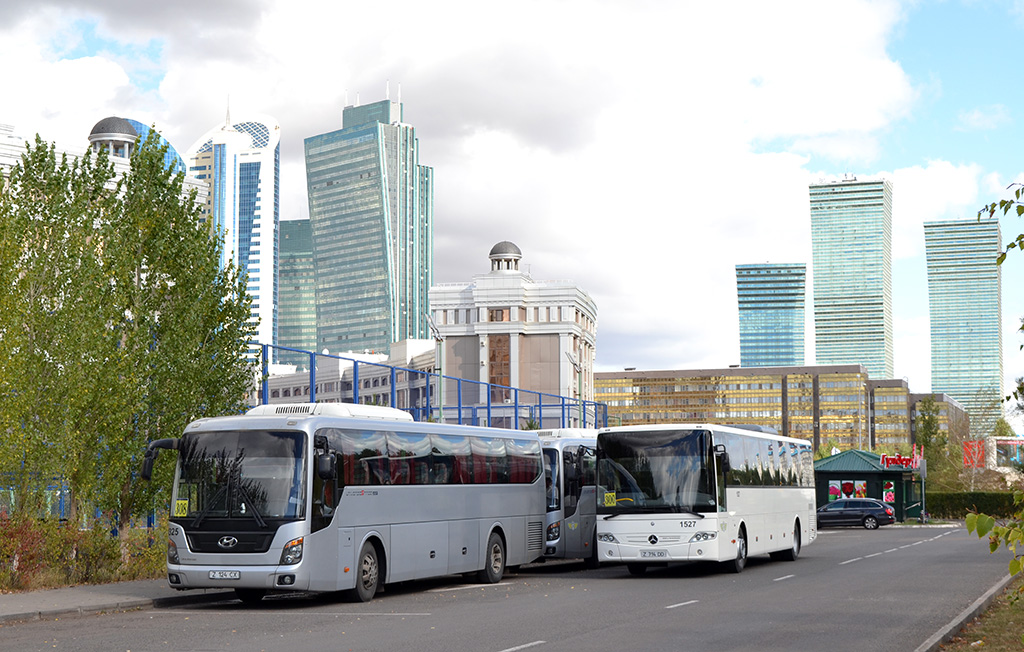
<box><xmin>428</xmin><ymin>241</ymin><xmax>598</xmax><ymax>412</ymax></box>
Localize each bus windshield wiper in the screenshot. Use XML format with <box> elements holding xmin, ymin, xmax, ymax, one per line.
<box><xmin>191</xmin><ymin>484</ymin><xmax>228</xmax><ymax>529</ymax></box>
<box><xmin>235</xmin><ymin>483</ymin><xmax>268</xmax><ymax>528</ymax></box>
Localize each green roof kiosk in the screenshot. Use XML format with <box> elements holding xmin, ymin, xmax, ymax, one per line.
<box><xmin>814</xmin><ymin>450</ymin><xmax>924</xmax><ymax>522</ymax></box>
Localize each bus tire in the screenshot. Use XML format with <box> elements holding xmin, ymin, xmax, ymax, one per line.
<box><xmin>584</xmin><ymin>533</ymin><xmax>601</xmax><ymax>570</ymax></box>
<box><xmin>626</xmin><ymin>563</ymin><xmax>646</xmax><ymax>576</ymax></box>
<box><xmin>771</xmin><ymin>522</ymin><xmax>800</xmax><ymax>562</ymax></box>
<box><xmin>477</xmin><ymin>532</ymin><xmax>505</xmax><ymax>583</ymax></box>
<box><xmin>723</xmin><ymin>525</ymin><xmax>747</xmax><ymax>574</ymax></box>
<box><xmin>235</xmin><ymin>588</ymin><xmax>266</xmax><ymax>604</ymax></box>
<box><xmin>350</xmin><ymin>541</ymin><xmax>380</xmax><ymax>602</ymax></box>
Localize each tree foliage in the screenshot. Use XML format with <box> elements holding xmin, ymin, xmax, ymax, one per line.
<box><xmin>0</xmin><ymin>132</ymin><xmax>256</xmax><ymax>547</ymax></box>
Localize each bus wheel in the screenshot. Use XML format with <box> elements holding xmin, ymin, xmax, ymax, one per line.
<box><xmin>626</xmin><ymin>563</ymin><xmax>646</xmax><ymax>576</ymax></box>
<box><xmin>723</xmin><ymin>526</ymin><xmax>747</xmax><ymax>574</ymax></box>
<box><xmin>235</xmin><ymin>588</ymin><xmax>266</xmax><ymax>604</ymax></box>
<box><xmin>351</xmin><ymin>541</ymin><xmax>380</xmax><ymax>602</ymax></box>
<box><xmin>477</xmin><ymin>532</ymin><xmax>505</xmax><ymax>583</ymax></box>
<box><xmin>771</xmin><ymin>523</ymin><xmax>801</xmax><ymax>562</ymax></box>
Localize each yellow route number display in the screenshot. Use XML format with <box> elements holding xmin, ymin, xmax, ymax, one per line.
<box><xmin>604</xmin><ymin>492</ymin><xmax>617</xmax><ymax>507</ymax></box>
<box><xmin>174</xmin><ymin>500</ymin><xmax>189</xmax><ymax>517</ymax></box>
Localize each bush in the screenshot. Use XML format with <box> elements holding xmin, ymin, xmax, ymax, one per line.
<box><xmin>927</xmin><ymin>492</ymin><xmax>1018</xmax><ymax>519</ymax></box>
<box><xmin>0</xmin><ymin>515</ymin><xmax>166</xmax><ymax>591</ymax></box>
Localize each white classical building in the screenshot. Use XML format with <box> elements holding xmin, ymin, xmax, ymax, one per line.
<box><xmin>428</xmin><ymin>241</ymin><xmax>598</xmax><ymax>408</ymax></box>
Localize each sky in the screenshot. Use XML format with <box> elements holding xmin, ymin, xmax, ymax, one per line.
<box><xmin>3</xmin><ymin>0</ymin><xmax>1024</xmax><ymax>428</ymax></box>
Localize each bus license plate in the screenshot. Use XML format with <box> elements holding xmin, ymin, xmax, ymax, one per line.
<box><xmin>209</xmin><ymin>570</ymin><xmax>241</xmax><ymax>580</ymax></box>
<box><xmin>640</xmin><ymin>550</ymin><xmax>667</xmax><ymax>558</ymax></box>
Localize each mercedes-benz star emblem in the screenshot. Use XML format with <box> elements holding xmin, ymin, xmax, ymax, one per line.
<box><xmin>218</xmin><ymin>536</ymin><xmax>239</xmax><ymax>549</ymax></box>
<box><xmin>648</xmin><ymin>535</ymin><xmax>659</xmax><ymax>545</ymax></box>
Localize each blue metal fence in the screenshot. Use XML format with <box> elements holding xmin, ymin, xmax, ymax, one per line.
<box><xmin>259</xmin><ymin>344</ymin><xmax>608</xmax><ymax>429</ymax></box>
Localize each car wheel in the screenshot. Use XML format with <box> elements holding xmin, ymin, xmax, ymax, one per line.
<box><xmin>863</xmin><ymin>515</ymin><xmax>879</xmax><ymax>530</ymax></box>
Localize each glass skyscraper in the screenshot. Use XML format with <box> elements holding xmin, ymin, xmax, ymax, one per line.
<box><xmin>304</xmin><ymin>99</ymin><xmax>433</xmax><ymax>355</ymax></box>
<box><xmin>735</xmin><ymin>263</ymin><xmax>805</xmax><ymax>367</ymax></box>
<box><xmin>924</xmin><ymin>219</ymin><xmax>1002</xmax><ymax>437</ymax></box>
<box><xmin>809</xmin><ymin>178</ymin><xmax>893</xmax><ymax>379</ymax></box>
<box><xmin>187</xmin><ymin>114</ymin><xmax>281</xmax><ymax>358</ymax></box>
<box><xmin>278</xmin><ymin>219</ymin><xmax>317</xmax><ymax>369</ymax></box>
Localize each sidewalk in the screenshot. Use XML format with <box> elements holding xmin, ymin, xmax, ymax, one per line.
<box><xmin>0</xmin><ymin>579</ymin><xmax>232</xmax><ymax>625</ymax></box>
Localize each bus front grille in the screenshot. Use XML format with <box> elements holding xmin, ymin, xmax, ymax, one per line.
<box><xmin>527</xmin><ymin>521</ymin><xmax>543</xmax><ymax>552</ymax></box>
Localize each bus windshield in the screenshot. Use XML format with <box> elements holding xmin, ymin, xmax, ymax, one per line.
<box><xmin>597</xmin><ymin>429</ymin><xmax>716</xmax><ymax>515</ymax></box>
<box><xmin>174</xmin><ymin>430</ymin><xmax>306</xmax><ymax>525</ymax></box>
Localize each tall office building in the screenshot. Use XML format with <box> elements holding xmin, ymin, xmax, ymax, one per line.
<box><xmin>735</xmin><ymin>263</ymin><xmax>805</xmax><ymax>367</ymax></box>
<box><xmin>809</xmin><ymin>177</ymin><xmax>894</xmax><ymax>379</ymax></box>
<box><xmin>924</xmin><ymin>219</ymin><xmax>1002</xmax><ymax>437</ymax></box>
<box><xmin>304</xmin><ymin>98</ymin><xmax>433</xmax><ymax>355</ymax></box>
<box><xmin>278</xmin><ymin>219</ymin><xmax>317</xmax><ymax>369</ymax></box>
<box><xmin>186</xmin><ymin>113</ymin><xmax>281</xmax><ymax>357</ymax></box>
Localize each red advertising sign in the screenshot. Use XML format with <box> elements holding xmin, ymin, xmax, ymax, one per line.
<box><xmin>963</xmin><ymin>440</ymin><xmax>985</xmax><ymax>468</ymax></box>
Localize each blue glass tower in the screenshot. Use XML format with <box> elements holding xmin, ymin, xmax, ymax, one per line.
<box><xmin>809</xmin><ymin>178</ymin><xmax>894</xmax><ymax>379</ymax></box>
<box><xmin>304</xmin><ymin>99</ymin><xmax>433</xmax><ymax>355</ymax></box>
<box><xmin>187</xmin><ymin>114</ymin><xmax>281</xmax><ymax>357</ymax></box>
<box><xmin>278</xmin><ymin>218</ymin><xmax>317</xmax><ymax>369</ymax></box>
<box><xmin>924</xmin><ymin>219</ymin><xmax>1002</xmax><ymax>437</ymax></box>
<box><xmin>736</xmin><ymin>263</ymin><xmax>806</xmax><ymax>367</ymax></box>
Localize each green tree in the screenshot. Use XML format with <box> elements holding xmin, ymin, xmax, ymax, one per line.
<box><xmin>915</xmin><ymin>396</ymin><xmax>963</xmax><ymax>491</ymax></box>
<box><xmin>966</xmin><ymin>190</ymin><xmax>1024</xmax><ymax>611</ymax></box>
<box><xmin>0</xmin><ymin>132</ymin><xmax>256</xmax><ymax>559</ymax></box>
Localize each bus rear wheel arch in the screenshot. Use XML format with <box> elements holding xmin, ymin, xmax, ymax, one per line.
<box><xmin>770</xmin><ymin>519</ymin><xmax>801</xmax><ymax>562</ymax></box>
<box><xmin>477</xmin><ymin>530</ymin><xmax>506</xmax><ymax>583</ymax></box>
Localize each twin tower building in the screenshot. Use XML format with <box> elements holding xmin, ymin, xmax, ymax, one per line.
<box><xmin>181</xmin><ymin>99</ymin><xmax>431</xmax><ymax>362</ymax></box>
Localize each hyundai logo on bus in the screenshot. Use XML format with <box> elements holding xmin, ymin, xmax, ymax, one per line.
<box><xmin>218</xmin><ymin>536</ymin><xmax>239</xmax><ymax>549</ymax></box>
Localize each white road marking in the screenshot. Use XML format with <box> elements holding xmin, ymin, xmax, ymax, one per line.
<box><xmin>773</xmin><ymin>574</ymin><xmax>795</xmax><ymax>582</ymax></box>
<box><xmin>665</xmin><ymin>600</ymin><xmax>699</xmax><ymax>609</ymax></box>
<box><xmin>498</xmin><ymin>641</ymin><xmax>547</xmax><ymax>652</ymax></box>
<box><xmin>840</xmin><ymin>557</ymin><xmax>863</xmax><ymax>565</ymax></box>
<box><xmin>426</xmin><ymin>581</ymin><xmax>515</xmax><ymax>592</ymax></box>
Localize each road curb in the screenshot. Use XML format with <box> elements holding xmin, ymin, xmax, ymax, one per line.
<box><xmin>914</xmin><ymin>573</ymin><xmax>1016</xmax><ymax>652</ymax></box>
<box><xmin>0</xmin><ymin>589</ymin><xmax>234</xmax><ymax>627</ymax></box>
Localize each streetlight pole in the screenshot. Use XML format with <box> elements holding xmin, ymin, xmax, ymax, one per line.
<box><xmin>566</xmin><ymin>351</ymin><xmax>583</xmax><ymax>427</ymax></box>
<box><xmin>426</xmin><ymin>313</ymin><xmax>444</xmax><ymax>423</ymax></box>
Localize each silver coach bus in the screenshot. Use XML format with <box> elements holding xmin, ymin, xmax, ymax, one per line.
<box><xmin>142</xmin><ymin>403</ymin><xmax>546</xmax><ymax>603</ymax></box>
<box><xmin>538</xmin><ymin>429</ymin><xmax>600</xmax><ymax>567</ymax></box>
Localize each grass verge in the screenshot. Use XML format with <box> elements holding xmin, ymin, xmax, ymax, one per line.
<box><xmin>941</xmin><ymin>576</ymin><xmax>1024</xmax><ymax>651</ymax></box>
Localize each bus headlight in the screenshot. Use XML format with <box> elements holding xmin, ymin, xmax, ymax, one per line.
<box><xmin>547</xmin><ymin>522</ymin><xmax>561</xmax><ymax>541</ymax></box>
<box><xmin>597</xmin><ymin>533</ymin><xmax>618</xmax><ymax>543</ymax></box>
<box><xmin>280</xmin><ymin>537</ymin><xmax>304</xmax><ymax>565</ymax></box>
<box><xmin>688</xmin><ymin>532</ymin><xmax>717</xmax><ymax>543</ymax></box>
<box><xmin>167</xmin><ymin>538</ymin><xmax>180</xmax><ymax>565</ymax></box>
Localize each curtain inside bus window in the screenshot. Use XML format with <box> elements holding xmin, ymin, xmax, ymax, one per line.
<box><xmin>431</xmin><ymin>434</ymin><xmax>472</xmax><ymax>484</ymax></box>
<box><xmin>335</xmin><ymin>429</ymin><xmax>389</xmax><ymax>485</ymax></box>
<box><xmin>387</xmin><ymin>432</ymin><xmax>431</xmax><ymax>485</ymax></box>
<box><xmin>507</xmin><ymin>438</ymin><xmax>541</xmax><ymax>484</ymax></box>
<box><xmin>472</xmin><ymin>438</ymin><xmax>508</xmax><ymax>484</ymax></box>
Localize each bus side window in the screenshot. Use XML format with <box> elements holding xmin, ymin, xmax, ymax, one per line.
<box><xmin>431</xmin><ymin>434</ymin><xmax>472</xmax><ymax>484</ymax></box>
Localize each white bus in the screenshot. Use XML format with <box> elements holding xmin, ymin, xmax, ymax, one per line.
<box><xmin>538</xmin><ymin>429</ymin><xmax>599</xmax><ymax>567</ymax></box>
<box><xmin>141</xmin><ymin>403</ymin><xmax>546</xmax><ymax>603</ymax></box>
<box><xmin>595</xmin><ymin>423</ymin><xmax>816</xmax><ymax>575</ymax></box>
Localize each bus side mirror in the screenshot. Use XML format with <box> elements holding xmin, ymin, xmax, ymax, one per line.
<box><xmin>317</xmin><ymin>453</ymin><xmax>337</xmax><ymax>480</ymax></box>
<box><xmin>714</xmin><ymin>444</ymin><xmax>731</xmax><ymax>473</ymax></box>
<box><xmin>140</xmin><ymin>438</ymin><xmax>179</xmax><ymax>481</ymax></box>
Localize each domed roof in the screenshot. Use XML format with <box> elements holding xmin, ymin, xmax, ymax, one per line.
<box><xmin>89</xmin><ymin>117</ymin><xmax>137</xmax><ymax>138</ymax></box>
<box><xmin>488</xmin><ymin>241</ymin><xmax>522</xmax><ymax>258</ymax></box>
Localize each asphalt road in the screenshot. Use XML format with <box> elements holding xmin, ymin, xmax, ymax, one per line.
<box><xmin>1</xmin><ymin>526</ymin><xmax>1011</xmax><ymax>652</ymax></box>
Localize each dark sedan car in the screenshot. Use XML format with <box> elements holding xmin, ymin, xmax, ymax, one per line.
<box><xmin>817</xmin><ymin>498</ymin><xmax>895</xmax><ymax>530</ymax></box>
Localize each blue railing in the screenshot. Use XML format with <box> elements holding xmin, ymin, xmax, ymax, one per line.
<box><xmin>259</xmin><ymin>344</ymin><xmax>607</xmax><ymax>429</ymax></box>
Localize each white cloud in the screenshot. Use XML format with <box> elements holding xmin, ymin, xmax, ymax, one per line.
<box><xmin>956</xmin><ymin>104</ymin><xmax>1012</xmax><ymax>131</ymax></box>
